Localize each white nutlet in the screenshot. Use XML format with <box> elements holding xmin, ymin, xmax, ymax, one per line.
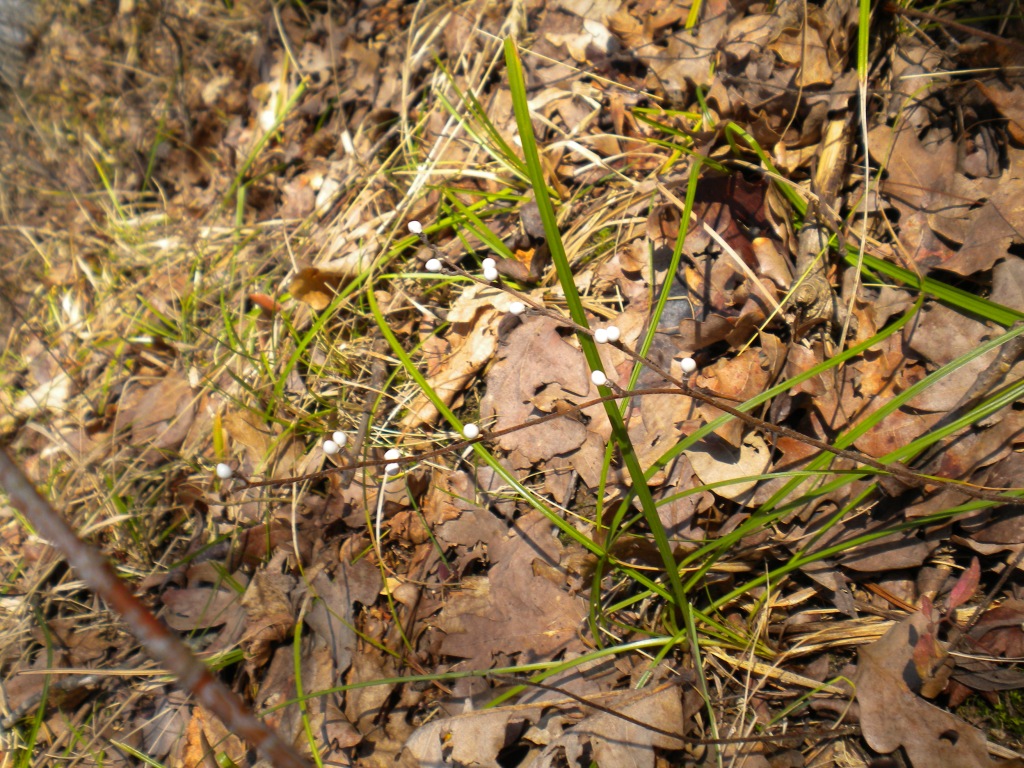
<box><xmin>591</xmin><ymin>370</ymin><xmax>607</xmax><ymax>386</ymax></box>
<box><xmin>483</xmin><ymin>265</ymin><xmax>499</xmax><ymax>282</ymax></box>
<box><xmin>384</xmin><ymin>462</ymin><xmax>400</xmax><ymax>476</ymax></box>
<box><xmin>384</xmin><ymin>448</ymin><xmax>402</xmax><ymax>461</ymax></box>
<box><xmin>323</xmin><ymin>439</ymin><xmax>340</xmax><ymax>455</ymax></box>
<box><xmin>215</xmin><ymin>463</ymin><xmax>233</xmax><ymax>480</ymax></box>
<box><xmin>333</xmin><ymin>431</ymin><xmax>348</xmax><ymax>447</ymax></box>
<box><xmin>681</xmin><ymin>357</ymin><xmax>698</xmax><ymax>374</ymax></box>
<box><xmin>482</xmin><ymin>258</ymin><xmax>496</xmax><ymax>270</ymax></box>
<box><xmin>408</xmin><ymin>220</ymin><xmax>423</xmax><ymax>235</ymax></box>
<box><xmin>605</xmin><ymin>325</ymin><xmax>621</xmax><ymax>342</ymax></box>
<box><xmin>462</xmin><ymin>423</ymin><xmax>480</xmax><ymax>439</ymax></box>
<box><xmin>508</xmin><ymin>301</ymin><xmax>525</xmax><ymax>315</ymax></box>
<box><xmin>425</xmin><ymin>258</ymin><xmax>442</xmax><ymax>273</ymax></box>
<box><xmin>593</xmin><ymin>328</ymin><xmax>609</xmax><ymax>344</ymax></box>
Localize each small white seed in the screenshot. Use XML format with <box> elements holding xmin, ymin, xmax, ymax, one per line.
<box><xmin>593</xmin><ymin>328</ymin><xmax>609</xmax><ymax>344</ymax></box>
<box><xmin>606</xmin><ymin>325</ymin><xmax>621</xmax><ymax>342</ymax></box>
<box><xmin>508</xmin><ymin>301</ymin><xmax>525</xmax><ymax>315</ymax></box>
<box><xmin>333</xmin><ymin>431</ymin><xmax>348</xmax><ymax>447</ymax></box>
<box><xmin>323</xmin><ymin>440</ymin><xmax>340</xmax><ymax>455</ymax></box>
<box><xmin>408</xmin><ymin>220</ymin><xmax>423</xmax><ymax>234</ymax></box>
<box><xmin>215</xmin><ymin>463</ymin><xmax>233</xmax><ymax>479</ymax></box>
<box><xmin>482</xmin><ymin>258</ymin><xmax>496</xmax><ymax>270</ymax></box>
<box><xmin>483</xmin><ymin>266</ymin><xmax>499</xmax><ymax>282</ymax></box>
<box><xmin>384</xmin><ymin>462</ymin><xmax>400</xmax><ymax>476</ymax></box>
<box><xmin>425</xmin><ymin>258</ymin><xmax>442</xmax><ymax>273</ymax></box>
<box><xmin>384</xmin><ymin>448</ymin><xmax>402</xmax><ymax>461</ymax></box>
<box><xmin>462</xmin><ymin>423</ymin><xmax>480</xmax><ymax>439</ymax></box>
<box><xmin>591</xmin><ymin>370</ymin><xmax>607</xmax><ymax>386</ymax></box>
<box><xmin>681</xmin><ymin>357</ymin><xmax>697</xmax><ymax>374</ymax></box>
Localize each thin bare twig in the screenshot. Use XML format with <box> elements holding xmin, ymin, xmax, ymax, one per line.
<box><xmin>0</xmin><ymin>448</ymin><xmax>312</xmax><ymax>768</ymax></box>
<box><xmin>240</xmin><ymin>263</ymin><xmax>1023</xmax><ymax>506</ymax></box>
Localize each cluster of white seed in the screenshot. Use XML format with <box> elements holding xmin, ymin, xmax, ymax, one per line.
<box><xmin>214</xmin><ymin>222</ymin><xmax>700</xmax><ymax>480</ymax></box>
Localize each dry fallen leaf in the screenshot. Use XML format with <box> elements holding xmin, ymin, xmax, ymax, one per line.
<box><xmin>856</xmin><ymin>611</ymin><xmax>1000</xmax><ymax>767</ymax></box>
<box><xmin>126</xmin><ymin>370</ymin><xmax>196</xmax><ymax>465</ymax></box>
<box><xmin>401</xmin><ymin>707</ymin><xmax>529</xmax><ymax>766</ymax></box>
<box><xmin>435</xmin><ymin>510</ymin><xmax>587</xmax><ymax>672</ymax></box>
<box><xmin>304</xmin><ymin>555</ymin><xmax>381</xmax><ymax>675</ymax></box>
<box><xmin>686</xmin><ymin>433</ymin><xmax>771</xmax><ymax>505</ymax></box>
<box><xmin>181</xmin><ymin>705</ymin><xmax>246</xmax><ymax>768</ymax></box>
<box><xmin>401</xmin><ymin>282</ymin><xmax>519</xmax><ymax>429</ymax></box>
<box><xmin>530</xmin><ymin>684</ymin><xmax>686</xmax><ymax>768</ymax></box>
<box><xmin>289</xmin><ymin>264</ymin><xmax>346</xmax><ymax>310</ymax></box>
<box><xmin>161</xmin><ymin>585</ymin><xmax>244</xmax><ymax>632</ymax></box>
<box><xmin>240</xmin><ymin>550</ymin><xmax>296</xmax><ymax>669</ymax></box>
<box><xmin>481</xmin><ymin>315</ymin><xmax>591</xmax><ymax>465</ymax></box>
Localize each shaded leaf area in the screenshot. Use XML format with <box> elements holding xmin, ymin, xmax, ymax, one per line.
<box><xmin>1</xmin><ymin>0</ymin><xmax>1024</xmax><ymax>767</ymax></box>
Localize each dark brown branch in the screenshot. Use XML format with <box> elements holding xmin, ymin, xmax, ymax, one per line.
<box><xmin>491</xmin><ymin>677</ymin><xmax>860</xmax><ymax>746</ymax></box>
<box><xmin>882</xmin><ymin>3</ymin><xmax>1024</xmax><ymax>53</ymax></box>
<box><xmin>240</xmin><ymin>262</ymin><xmax>1022</xmax><ymax>505</ymax></box>
<box><xmin>0</xmin><ymin>448</ymin><xmax>312</xmax><ymax>768</ymax></box>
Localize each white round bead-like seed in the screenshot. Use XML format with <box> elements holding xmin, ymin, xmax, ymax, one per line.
<box><xmin>593</xmin><ymin>328</ymin><xmax>609</xmax><ymax>344</ymax></box>
<box><xmin>591</xmin><ymin>370</ymin><xmax>607</xmax><ymax>386</ymax></box>
<box><xmin>215</xmin><ymin>463</ymin><xmax>233</xmax><ymax>479</ymax></box>
<box><xmin>425</xmin><ymin>258</ymin><xmax>442</xmax><ymax>273</ymax></box>
<box><xmin>462</xmin><ymin>423</ymin><xmax>480</xmax><ymax>440</ymax></box>
<box><xmin>605</xmin><ymin>325</ymin><xmax>621</xmax><ymax>342</ymax></box>
<box><xmin>482</xmin><ymin>258</ymin><xmax>496</xmax><ymax>270</ymax></box>
<box><xmin>408</xmin><ymin>220</ymin><xmax>423</xmax><ymax>235</ymax></box>
<box><xmin>323</xmin><ymin>439</ymin><xmax>340</xmax><ymax>455</ymax></box>
<box><xmin>384</xmin><ymin>462</ymin><xmax>400</xmax><ymax>476</ymax></box>
<box><xmin>333</xmin><ymin>431</ymin><xmax>348</xmax><ymax>447</ymax></box>
<box><xmin>508</xmin><ymin>301</ymin><xmax>525</xmax><ymax>315</ymax></box>
<box><xmin>483</xmin><ymin>266</ymin><xmax>499</xmax><ymax>282</ymax></box>
<box><xmin>681</xmin><ymin>357</ymin><xmax>698</xmax><ymax>374</ymax></box>
<box><xmin>384</xmin><ymin>448</ymin><xmax>402</xmax><ymax>461</ymax></box>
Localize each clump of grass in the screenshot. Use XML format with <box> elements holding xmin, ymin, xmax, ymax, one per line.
<box><xmin>3</xmin><ymin>0</ymin><xmax>1024</xmax><ymax>763</ymax></box>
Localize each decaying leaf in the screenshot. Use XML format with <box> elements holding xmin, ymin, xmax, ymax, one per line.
<box><xmin>685</xmin><ymin>433</ymin><xmax>771</xmax><ymax>504</ymax></box>
<box><xmin>435</xmin><ymin>510</ymin><xmax>588</xmax><ymax>672</ymax></box>
<box><xmin>481</xmin><ymin>315</ymin><xmax>592</xmax><ymax>464</ymax></box>
<box><xmin>240</xmin><ymin>551</ymin><xmax>296</xmax><ymax>668</ymax></box>
<box><xmin>402</xmin><ymin>282</ymin><xmax>520</xmax><ymax>429</ymax></box>
<box><xmin>856</xmin><ymin>611</ymin><xmax>1000</xmax><ymax>767</ymax></box>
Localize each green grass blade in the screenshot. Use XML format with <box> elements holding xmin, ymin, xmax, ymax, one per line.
<box><xmin>503</xmin><ymin>37</ymin><xmax>689</xmax><ymax>619</ymax></box>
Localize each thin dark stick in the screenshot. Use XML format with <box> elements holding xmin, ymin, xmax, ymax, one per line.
<box><xmin>0</xmin><ymin>449</ymin><xmax>312</xmax><ymax>768</ymax></box>
<box><xmin>489</xmin><ymin>677</ymin><xmax>861</xmax><ymax>746</ymax></box>
<box><xmin>883</xmin><ymin>3</ymin><xmax>1024</xmax><ymax>52</ymax></box>
<box><xmin>240</xmin><ymin>258</ymin><xmax>1022</xmax><ymax>505</ymax></box>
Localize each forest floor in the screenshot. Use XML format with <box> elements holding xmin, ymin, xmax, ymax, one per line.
<box><xmin>2</xmin><ymin>0</ymin><xmax>1024</xmax><ymax>766</ymax></box>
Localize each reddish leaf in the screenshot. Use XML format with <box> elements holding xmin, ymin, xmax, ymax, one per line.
<box><xmin>912</xmin><ymin>631</ymin><xmax>942</xmax><ymax>681</ymax></box>
<box><xmin>920</xmin><ymin>594</ymin><xmax>934</xmax><ymax>622</ymax></box>
<box><xmin>249</xmin><ymin>292</ymin><xmax>283</xmax><ymax>314</ymax></box>
<box><xmin>947</xmin><ymin>557</ymin><xmax>981</xmax><ymax>613</ymax></box>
